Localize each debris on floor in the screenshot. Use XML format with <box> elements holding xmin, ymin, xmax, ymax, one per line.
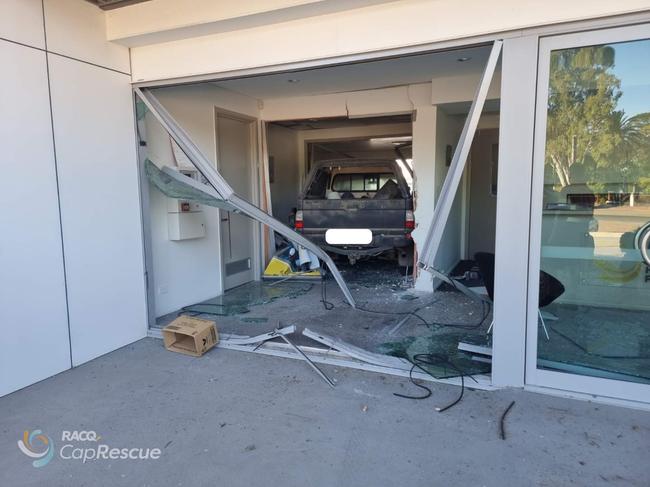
<box><xmin>154</xmin><ymin>258</ymin><xmax>495</xmax><ymax>396</ymax></box>
<box><xmin>263</xmin><ymin>245</ymin><xmax>321</xmax><ymax>281</ymax></box>
<box><xmin>499</xmin><ymin>400</ymin><xmax>516</xmax><ymax>440</ymax></box>
<box><xmin>162</xmin><ymin>316</ymin><xmax>218</xmax><ymax>357</ymax></box>
<box><xmin>241</xmin><ymin>317</ymin><xmax>269</xmax><ymax>324</ymax></box>
<box><xmin>180</xmin><ymin>281</ymin><xmax>314</xmax><ymax>316</ymax></box>
<box><xmin>378</xmin><ymin>331</ymin><xmax>491</xmax><ymax>379</ymax></box>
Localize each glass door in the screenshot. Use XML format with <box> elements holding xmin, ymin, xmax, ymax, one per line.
<box><xmin>527</xmin><ymin>24</ymin><xmax>650</xmax><ymax>403</ymax></box>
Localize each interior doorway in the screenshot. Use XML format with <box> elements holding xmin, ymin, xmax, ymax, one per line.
<box><xmin>216</xmin><ymin>112</ymin><xmax>256</xmax><ymax>290</ymax></box>
<box><xmin>467</xmin><ymin>128</ymin><xmax>499</xmax><ymax>257</ymax></box>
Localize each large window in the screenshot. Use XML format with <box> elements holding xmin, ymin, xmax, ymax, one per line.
<box><xmin>533</xmin><ymin>35</ymin><xmax>650</xmax><ymax>387</ymax></box>
<box><xmin>331</xmin><ymin>173</ymin><xmax>396</xmax><ymax>192</ymax></box>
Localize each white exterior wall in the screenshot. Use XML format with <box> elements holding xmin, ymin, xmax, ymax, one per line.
<box><xmin>0</xmin><ymin>1</ymin><xmax>145</xmax><ymax>395</ymax></box>
<box><xmin>0</xmin><ymin>38</ymin><xmax>70</xmax><ymax>397</ymax></box>
<box><xmin>124</xmin><ymin>0</ymin><xmax>650</xmax><ymax>83</ymax></box>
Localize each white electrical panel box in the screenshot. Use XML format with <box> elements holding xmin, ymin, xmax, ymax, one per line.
<box><xmin>167</xmin><ymin>210</ymin><xmax>205</xmax><ymax>241</ymax></box>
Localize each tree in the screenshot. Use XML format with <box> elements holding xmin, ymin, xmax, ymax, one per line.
<box><xmin>545</xmin><ymin>46</ymin><xmax>623</xmax><ymax>188</ymax></box>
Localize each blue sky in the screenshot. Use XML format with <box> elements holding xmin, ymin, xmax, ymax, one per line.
<box><xmin>608</xmin><ymin>38</ymin><xmax>650</xmax><ymax>117</ymax></box>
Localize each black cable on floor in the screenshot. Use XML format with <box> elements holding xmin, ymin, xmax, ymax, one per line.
<box><xmin>320</xmin><ymin>274</ymin><xmax>335</xmax><ymax>310</ymax></box>
<box><xmin>499</xmin><ymin>400</ymin><xmax>516</xmax><ymax>440</ymax></box>
<box><xmin>320</xmin><ymin>271</ymin><xmax>491</xmax><ymax>335</ymax></box>
<box><xmin>393</xmin><ymin>353</ymin><xmax>467</xmax><ymax>412</ymax></box>
<box><xmin>393</xmin><ymin>361</ymin><xmax>433</xmax><ymax>400</ymax></box>
<box><xmin>408</xmin><ymin>300</ymin><xmax>491</xmax><ymax>330</ymax></box>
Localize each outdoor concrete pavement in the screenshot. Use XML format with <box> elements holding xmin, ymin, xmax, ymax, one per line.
<box><xmin>1</xmin><ymin>338</ymin><xmax>648</xmax><ymax>487</ymax></box>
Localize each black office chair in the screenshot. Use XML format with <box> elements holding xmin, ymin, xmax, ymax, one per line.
<box><xmin>474</xmin><ymin>252</ymin><xmax>565</xmax><ymax>340</ymax></box>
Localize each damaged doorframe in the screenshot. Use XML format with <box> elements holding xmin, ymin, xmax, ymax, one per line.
<box><xmin>418</xmin><ymin>40</ymin><xmax>503</xmax><ymax>273</ymax></box>
<box><xmin>134</xmin><ymin>87</ymin><xmax>356</xmax><ymax>308</ymax></box>
<box><xmin>257</xmin><ymin>120</ymin><xmax>276</xmax><ymax>260</ymax></box>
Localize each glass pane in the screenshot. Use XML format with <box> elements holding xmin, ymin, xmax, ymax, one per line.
<box><xmin>537</xmin><ymin>38</ymin><xmax>650</xmax><ymax>384</ymax></box>
<box><xmin>331</xmin><ymin>173</ymin><xmax>350</xmax><ymax>192</ymax></box>
<box><xmin>364</xmin><ymin>175</ymin><xmax>379</xmax><ymax>191</ymax></box>
<box><xmin>350</xmin><ymin>174</ymin><xmax>364</xmax><ymax>191</ymax></box>
<box><xmin>379</xmin><ymin>173</ymin><xmax>398</xmax><ymax>188</ymax></box>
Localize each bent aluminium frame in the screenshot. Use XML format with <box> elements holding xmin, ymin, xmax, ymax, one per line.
<box><xmin>418</xmin><ymin>40</ymin><xmax>502</xmax><ymax>272</ymax></box>
<box><xmin>134</xmin><ymin>88</ymin><xmax>356</xmax><ymax>307</ymax></box>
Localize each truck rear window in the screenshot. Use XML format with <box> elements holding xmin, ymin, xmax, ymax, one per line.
<box><xmin>331</xmin><ymin>173</ymin><xmax>396</xmax><ymax>192</ymax></box>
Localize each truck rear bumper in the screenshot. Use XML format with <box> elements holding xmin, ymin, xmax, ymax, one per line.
<box><xmin>301</xmin><ymin>232</ymin><xmax>411</xmax><ymax>256</ymax></box>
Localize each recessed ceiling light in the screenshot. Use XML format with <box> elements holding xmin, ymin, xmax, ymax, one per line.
<box><xmin>369</xmin><ymin>136</ymin><xmax>413</xmax><ymax>144</ymax></box>
<box><xmin>457</xmin><ymin>57</ymin><xmax>471</xmax><ymax>62</ymax></box>
<box><xmin>287</xmin><ymin>78</ymin><xmax>300</xmax><ymax>83</ymax></box>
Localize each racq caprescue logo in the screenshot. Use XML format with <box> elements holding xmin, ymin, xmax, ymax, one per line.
<box><xmin>17</xmin><ymin>429</ymin><xmax>161</xmax><ymax>468</ymax></box>
<box><xmin>17</xmin><ymin>430</ymin><xmax>55</xmax><ymax>468</ymax></box>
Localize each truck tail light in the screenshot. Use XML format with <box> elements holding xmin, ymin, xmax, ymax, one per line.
<box><xmin>295</xmin><ymin>210</ymin><xmax>304</xmax><ymax>230</ymax></box>
<box><xmin>405</xmin><ymin>210</ymin><xmax>415</xmax><ymax>230</ymax></box>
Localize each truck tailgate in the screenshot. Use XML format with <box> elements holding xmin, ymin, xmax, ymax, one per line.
<box><xmin>301</xmin><ymin>199</ymin><xmax>407</xmax><ymax>230</ymax></box>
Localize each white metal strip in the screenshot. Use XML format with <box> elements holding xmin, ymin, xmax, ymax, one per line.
<box><xmin>302</xmin><ymin>328</ymin><xmax>411</xmax><ymax>369</ymax></box>
<box><xmin>418</xmin><ymin>40</ymin><xmax>503</xmax><ymax>270</ymax></box>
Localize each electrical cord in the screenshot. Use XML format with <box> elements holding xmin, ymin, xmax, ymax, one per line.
<box><xmin>408</xmin><ymin>300</ymin><xmax>491</xmax><ymax>330</ymax></box>
<box><xmin>320</xmin><ymin>276</ymin><xmax>491</xmax><ymax>330</ymax></box>
<box><xmin>320</xmin><ymin>274</ymin><xmax>335</xmax><ymax>310</ymax></box>
<box><xmin>499</xmin><ymin>400</ymin><xmax>516</xmax><ymax>440</ymax></box>
<box><xmin>393</xmin><ymin>353</ymin><xmax>467</xmax><ymax>412</ymax></box>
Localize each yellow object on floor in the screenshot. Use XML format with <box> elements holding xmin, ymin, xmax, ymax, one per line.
<box><xmin>263</xmin><ymin>248</ymin><xmax>321</xmax><ymax>280</ymax></box>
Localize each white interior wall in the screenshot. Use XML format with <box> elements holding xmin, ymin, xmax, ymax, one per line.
<box><xmin>145</xmin><ymin>84</ymin><xmax>260</xmax><ymax>317</ymax></box>
<box><xmin>467</xmin><ymin>128</ymin><xmax>500</xmax><ymax>257</ymax></box>
<box><xmin>432</xmin><ymin>108</ymin><xmax>465</xmax><ymax>274</ymax></box>
<box><xmin>267</xmin><ymin>124</ymin><xmax>300</xmax><ymax>225</ymax></box>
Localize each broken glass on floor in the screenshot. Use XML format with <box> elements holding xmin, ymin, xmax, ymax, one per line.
<box><xmin>181</xmin><ymin>281</ymin><xmax>314</xmax><ymax>316</ymax></box>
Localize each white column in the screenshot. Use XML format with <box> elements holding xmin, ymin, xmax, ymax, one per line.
<box><xmin>491</xmin><ymin>35</ymin><xmax>539</xmax><ymax>387</ymax></box>
<box><xmin>411</xmin><ymin>105</ymin><xmax>437</xmax><ymax>291</ymax></box>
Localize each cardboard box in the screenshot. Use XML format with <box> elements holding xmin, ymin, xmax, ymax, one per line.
<box><xmin>162</xmin><ymin>316</ymin><xmax>218</xmax><ymax>357</ymax></box>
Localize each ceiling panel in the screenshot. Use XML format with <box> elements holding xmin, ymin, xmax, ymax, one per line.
<box><xmin>214</xmin><ymin>45</ymin><xmax>493</xmax><ymax>99</ymax></box>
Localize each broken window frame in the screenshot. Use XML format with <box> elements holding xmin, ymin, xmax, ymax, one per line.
<box><xmin>134</xmin><ymin>87</ymin><xmax>357</xmax><ymax>308</ymax></box>
<box><xmin>417</xmin><ymin>40</ymin><xmax>503</xmax><ymax>274</ymax></box>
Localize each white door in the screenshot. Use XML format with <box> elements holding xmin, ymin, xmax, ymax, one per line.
<box><xmin>527</xmin><ymin>24</ymin><xmax>650</xmax><ymax>403</ymax></box>
<box><xmin>216</xmin><ymin>113</ymin><xmax>255</xmax><ymax>290</ymax></box>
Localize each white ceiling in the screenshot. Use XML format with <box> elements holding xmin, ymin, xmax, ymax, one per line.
<box><xmin>214</xmin><ymin>45</ymin><xmax>493</xmax><ymax>99</ymax></box>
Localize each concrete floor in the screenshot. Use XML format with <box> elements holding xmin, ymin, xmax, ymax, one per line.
<box><xmin>1</xmin><ymin>338</ymin><xmax>649</xmax><ymax>487</ymax></box>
